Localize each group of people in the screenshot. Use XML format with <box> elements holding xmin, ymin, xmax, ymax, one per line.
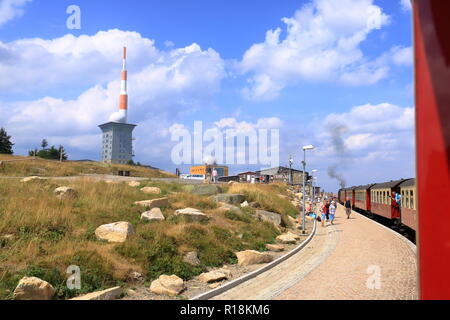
<box><xmin>306</xmin><ymin>197</ymin><xmax>352</xmax><ymax>227</ymax></box>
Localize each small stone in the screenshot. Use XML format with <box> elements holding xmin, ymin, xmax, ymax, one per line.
<box><xmin>134</xmin><ymin>197</ymin><xmax>169</xmax><ymax>209</ymax></box>
<box><xmin>240</xmin><ymin>201</ymin><xmax>249</xmax><ymax>208</ymax></box>
<box><xmin>128</xmin><ymin>181</ymin><xmax>141</xmax><ymax>187</ymax></box>
<box><xmin>150</xmin><ymin>275</ymin><xmax>184</xmax><ymax>296</ymax></box>
<box><xmin>54</xmin><ymin>186</ymin><xmax>78</xmax><ymax>199</ymax></box>
<box><xmin>140</xmin><ymin>187</ymin><xmax>162</xmax><ymax>194</ymax></box>
<box><xmin>13</xmin><ymin>276</ymin><xmax>55</xmax><ymax>300</ymax></box>
<box><xmin>141</xmin><ymin>208</ymin><xmax>165</xmax><ymax>221</ymax></box>
<box><xmin>95</xmin><ymin>221</ymin><xmax>134</xmax><ymax>243</ymax></box>
<box><xmin>276</xmin><ymin>234</ymin><xmax>297</xmax><ymax>244</ymax></box>
<box><xmin>183</xmin><ymin>251</ymin><xmax>200</xmax><ymax>266</ymax></box>
<box><xmin>212</xmin><ymin>194</ymin><xmax>246</xmax><ymax>205</ymax></box>
<box><xmin>235</xmin><ymin>250</ymin><xmax>273</xmax><ymax>266</ymax></box>
<box><xmin>209</xmin><ymin>282</ymin><xmax>222</xmax><ymax>289</ymax></box>
<box><xmin>174</xmin><ymin>208</ymin><xmax>208</xmax><ymax>222</ymax></box>
<box><xmin>198</xmin><ymin>271</ymin><xmax>228</xmax><ymax>283</ymax></box>
<box><xmin>266</xmin><ymin>244</ymin><xmax>285</xmax><ymax>252</ymax></box>
<box><xmin>126</xmin><ymin>271</ymin><xmax>145</xmax><ymax>283</ymax></box>
<box><xmin>70</xmin><ymin>287</ymin><xmax>122</xmax><ymax>300</ymax></box>
<box><xmin>21</xmin><ymin>176</ymin><xmax>43</xmax><ymax>183</ymax></box>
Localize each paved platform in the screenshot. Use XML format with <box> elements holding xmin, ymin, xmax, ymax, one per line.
<box><xmin>214</xmin><ymin>204</ymin><xmax>417</xmax><ymax>300</ymax></box>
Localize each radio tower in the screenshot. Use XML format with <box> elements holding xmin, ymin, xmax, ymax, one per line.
<box><xmin>99</xmin><ymin>46</ymin><xmax>136</xmax><ymax>164</ymax></box>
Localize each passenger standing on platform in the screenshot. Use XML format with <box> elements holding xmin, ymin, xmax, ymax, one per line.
<box><xmin>321</xmin><ymin>201</ymin><xmax>327</xmax><ymax>227</ymax></box>
<box><xmin>329</xmin><ymin>201</ymin><xmax>336</xmax><ymax>225</ymax></box>
<box><xmin>325</xmin><ymin>201</ymin><xmax>330</xmax><ymax>221</ymax></box>
<box><xmin>345</xmin><ymin>199</ymin><xmax>352</xmax><ymax>219</ymax></box>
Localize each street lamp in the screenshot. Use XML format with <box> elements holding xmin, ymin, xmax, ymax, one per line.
<box><xmin>301</xmin><ymin>145</ymin><xmax>314</xmax><ymax>234</ymax></box>
<box><xmin>288</xmin><ymin>155</ymin><xmax>293</xmax><ymax>184</ymax></box>
<box><xmin>311</xmin><ymin>170</ymin><xmax>318</xmax><ymax>204</ymax></box>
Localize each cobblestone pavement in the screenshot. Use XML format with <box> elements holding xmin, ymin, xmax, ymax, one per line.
<box><xmin>214</xmin><ymin>204</ymin><xmax>417</xmax><ymax>300</ymax></box>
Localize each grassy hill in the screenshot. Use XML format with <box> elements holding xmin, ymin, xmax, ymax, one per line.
<box><xmin>0</xmin><ymin>154</ymin><xmax>175</xmax><ymax>178</ymax></box>
<box><xmin>0</xmin><ymin>165</ymin><xmax>298</xmax><ymax>299</ymax></box>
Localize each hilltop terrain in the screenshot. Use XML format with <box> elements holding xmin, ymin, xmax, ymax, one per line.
<box><xmin>0</xmin><ymin>157</ymin><xmax>304</xmax><ymax>300</ymax></box>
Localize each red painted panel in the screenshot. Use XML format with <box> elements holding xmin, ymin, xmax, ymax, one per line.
<box><xmin>402</xmin><ymin>208</ymin><xmax>417</xmax><ymax>231</ymax></box>
<box><xmin>415</xmin><ymin>1</ymin><xmax>450</xmax><ymax>299</ymax></box>
<box><xmin>370</xmin><ymin>202</ymin><xmax>392</xmax><ymax>219</ymax></box>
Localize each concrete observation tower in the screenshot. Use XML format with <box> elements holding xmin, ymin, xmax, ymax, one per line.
<box><xmin>99</xmin><ymin>47</ymin><xmax>136</xmax><ymax>164</ymax></box>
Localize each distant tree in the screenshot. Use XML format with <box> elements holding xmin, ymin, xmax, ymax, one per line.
<box><xmin>0</xmin><ymin>128</ymin><xmax>14</xmax><ymax>154</ymax></box>
<box><xmin>41</xmin><ymin>139</ymin><xmax>48</xmax><ymax>149</ymax></box>
<box><xmin>31</xmin><ymin>140</ymin><xmax>68</xmax><ymax>160</ymax></box>
<box><xmin>28</xmin><ymin>149</ymin><xmax>38</xmax><ymax>157</ymax></box>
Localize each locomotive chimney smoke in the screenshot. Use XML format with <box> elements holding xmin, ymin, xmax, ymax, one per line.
<box><xmin>109</xmin><ymin>46</ymin><xmax>128</xmax><ymax>123</ymax></box>
<box><xmin>328</xmin><ymin>165</ymin><xmax>346</xmax><ymax>188</ymax></box>
<box><xmin>327</xmin><ymin>125</ymin><xmax>349</xmax><ymax>188</ymax></box>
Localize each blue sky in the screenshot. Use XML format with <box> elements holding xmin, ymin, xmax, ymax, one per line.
<box><xmin>0</xmin><ymin>0</ymin><xmax>415</xmax><ymax>191</ymax></box>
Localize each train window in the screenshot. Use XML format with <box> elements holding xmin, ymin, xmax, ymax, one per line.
<box><xmin>410</xmin><ymin>190</ymin><xmax>414</xmax><ymax>209</ymax></box>
<box><xmin>382</xmin><ymin>191</ymin><xmax>385</xmax><ymax>204</ymax></box>
<box><xmin>401</xmin><ymin>191</ymin><xmax>405</xmax><ymax>208</ymax></box>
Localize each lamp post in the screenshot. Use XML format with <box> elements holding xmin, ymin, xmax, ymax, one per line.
<box><xmin>289</xmin><ymin>155</ymin><xmax>293</xmax><ymax>185</ymax></box>
<box><xmin>311</xmin><ymin>169</ymin><xmax>318</xmax><ymax>204</ymax></box>
<box><xmin>301</xmin><ymin>145</ymin><xmax>314</xmax><ymax>234</ymax></box>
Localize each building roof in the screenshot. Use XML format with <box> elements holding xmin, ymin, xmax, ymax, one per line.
<box><xmin>399</xmin><ymin>178</ymin><xmax>415</xmax><ymax>188</ymax></box>
<box><xmin>238</xmin><ymin>171</ymin><xmax>256</xmax><ymax>175</ymax></box>
<box><xmin>99</xmin><ymin>121</ymin><xmax>137</xmax><ymax>128</ymax></box>
<box><xmin>372</xmin><ymin>179</ymin><xmax>410</xmax><ymax>189</ymax></box>
<box><xmin>354</xmin><ymin>183</ymin><xmax>376</xmax><ymax>190</ymax></box>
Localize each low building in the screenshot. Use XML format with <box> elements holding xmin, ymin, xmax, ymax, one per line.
<box><xmin>237</xmin><ymin>171</ymin><xmax>257</xmax><ymax>183</ymax></box>
<box><xmin>189</xmin><ymin>165</ymin><xmax>229</xmax><ymax>180</ymax></box>
<box><xmin>259</xmin><ymin>166</ymin><xmax>309</xmax><ymax>185</ymax></box>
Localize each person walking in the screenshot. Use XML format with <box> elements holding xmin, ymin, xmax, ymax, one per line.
<box><xmin>212</xmin><ymin>168</ymin><xmax>218</xmax><ymax>184</ymax></box>
<box><xmin>321</xmin><ymin>201</ymin><xmax>327</xmax><ymax>227</ymax></box>
<box><xmin>329</xmin><ymin>200</ymin><xmax>336</xmax><ymax>225</ymax></box>
<box><xmin>325</xmin><ymin>200</ymin><xmax>330</xmax><ymax>221</ymax></box>
<box><xmin>345</xmin><ymin>199</ymin><xmax>352</xmax><ymax>219</ymax></box>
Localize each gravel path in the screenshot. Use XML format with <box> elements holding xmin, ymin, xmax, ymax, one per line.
<box><xmin>213</xmin><ymin>204</ymin><xmax>417</xmax><ymax>300</ymax></box>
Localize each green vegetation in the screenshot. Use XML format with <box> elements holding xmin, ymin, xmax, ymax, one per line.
<box><xmin>0</xmin><ymin>128</ymin><xmax>14</xmax><ymax>155</ymax></box>
<box><xmin>0</xmin><ymin>177</ymin><xmax>286</xmax><ymax>299</ymax></box>
<box><xmin>0</xmin><ymin>154</ymin><xmax>175</xmax><ymax>178</ymax></box>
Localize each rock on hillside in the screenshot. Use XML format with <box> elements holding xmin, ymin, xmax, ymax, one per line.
<box><xmin>141</xmin><ymin>208</ymin><xmax>165</xmax><ymax>221</ymax></box>
<box><xmin>183</xmin><ymin>184</ymin><xmax>222</xmax><ymax>196</ymax></box>
<box><xmin>95</xmin><ymin>221</ymin><xmax>134</xmax><ymax>243</ymax></box>
<box><xmin>150</xmin><ymin>275</ymin><xmax>184</xmax><ymax>296</ymax></box>
<box><xmin>174</xmin><ymin>208</ymin><xmax>208</xmax><ymax>222</ymax></box>
<box><xmin>235</xmin><ymin>250</ymin><xmax>273</xmax><ymax>266</ymax></box>
<box><xmin>13</xmin><ymin>276</ymin><xmax>55</xmax><ymax>300</ymax></box>
<box><xmin>140</xmin><ymin>187</ymin><xmax>162</xmax><ymax>194</ymax></box>
<box><xmin>71</xmin><ymin>287</ymin><xmax>122</xmax><ymax>300</ymax></box>
<box><xmin>134</xmin><ymin>197</ymin><xmax>168</xmax><ymax>209</ymax></box>
<box><xmin>255</xmin><ymin>210</ymin><xmax>282</xmax><ymax>227</ymax></box>
<box><xmin>198</xmin><ymin>271</ymin><xmax>228</xmax><ymax>283</ymax></box>
<box><xmin>213</xmin><ymin>194</ymin><xmax>245</xmax><ymax>205</ymax></box>
<box><xmin>54</xmin><ymin>186</ymin><xmax>78</xmax><ymax>199</ymax></box>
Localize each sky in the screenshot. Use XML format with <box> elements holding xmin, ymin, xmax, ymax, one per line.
<box><xmin>0</xmin><ymin>0</ymin><xmax>415</xmax><ymax>191</ymax></box>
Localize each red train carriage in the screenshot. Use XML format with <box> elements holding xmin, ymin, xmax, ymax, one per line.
<box><xmin>354</xmin><ymin>184</ymin><xmax>375</xmax><ymax>212</ymax></box>
<box><xmin>338</xmin><ymin>189</ymin><xmax>345</xmax><ymax>204</ymax></box>
<box><xmin>399</xmin><ymin>179</ymin><xmax>417</xmax><ymax>232</ymax></box>
<box><xmin>370</xmin><ymin>179</ymin><xmax>410</xmax><ymax>222</ymax></box>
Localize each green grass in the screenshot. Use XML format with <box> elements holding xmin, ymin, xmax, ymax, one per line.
<box><xmin>0</xmin><ymin>177</ymin><xmax>283</xmax><ymax>299</ymax></box>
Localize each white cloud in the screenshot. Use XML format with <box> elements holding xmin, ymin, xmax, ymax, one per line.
<box><xmin>315</xmin><ymin>103</ymin><xmax>413</xmax><ymax>160</ymax></box>
<box><xmin>0</xmin><ymin>0</ymin><xmax>30</xmax><ymax>28</ymax></box>
<box><xmin>0</xmin><ymin>29</ymin><xmax>158</xmax><ymax>92</ymax></box>
<box><xmin>391</xmin><ymin>46</ymin><xmax>413</xmax><ymax>66</ymax></box>
<box><xmin>1</xmin><ymin>29</ymin><xmax>226</xmax><ymax>159</ymax></box>
<box><xmin>240</xmin><ymin>0</ymin><xmax>392</xmax><ymax>100</ymax></box>
<box><xmin>400</xmin><ymin>0</ymin><xmax>412</xmax><ymax>11</ymax></box>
